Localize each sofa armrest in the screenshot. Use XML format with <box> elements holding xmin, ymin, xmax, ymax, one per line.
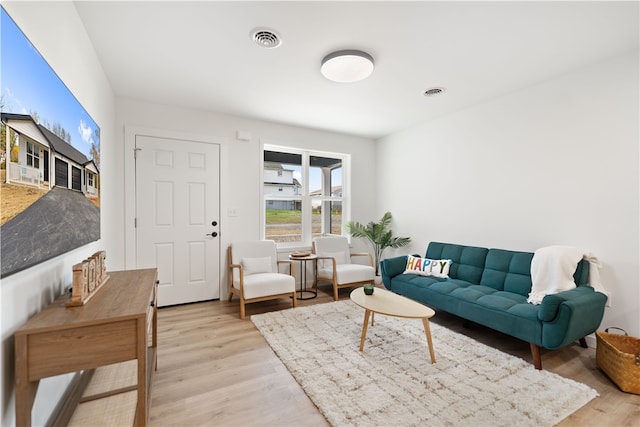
<box><xmin>380</xmin><ymin>255</ymin><xmax>408</xmax><ymax>289</ymax></box>
<box><xmin>540</xmin><ymin>287</ymin><xmax>608</xmax><ymax>349</ymax></box>
<box><xmin>538</xmin><ymin>286</ymin><xmax>606</xmax><ymax>322</ymax></box>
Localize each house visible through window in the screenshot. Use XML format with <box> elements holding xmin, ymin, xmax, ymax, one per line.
<box><xmin>26</xmin><ymin>141</ymin><xmax>39</xmax><ymax>169</ymax></box>
<box><xmin>263</xmin><ymin>146</ymin><xmax>347</xmax><ymax>246</ymax></box>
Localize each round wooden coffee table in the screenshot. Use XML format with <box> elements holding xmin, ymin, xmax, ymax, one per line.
<box><xmin>350</xmin><ymin>286</ymin><xmax>436</xmax><ymax>363</ymax></box>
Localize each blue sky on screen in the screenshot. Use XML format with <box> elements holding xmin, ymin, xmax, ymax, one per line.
<box><xmin>1</xmin><ymin>8</ymin><xmax>100</xmax><ymax>161</ymax></box>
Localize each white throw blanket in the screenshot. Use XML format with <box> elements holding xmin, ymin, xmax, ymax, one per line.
<box><xmin>527</xmin><ymin>246</ymin><xmax>609</xmax><ymax>305</ymax></box>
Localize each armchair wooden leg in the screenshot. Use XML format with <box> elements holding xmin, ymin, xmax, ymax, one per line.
<box><xmin>240</xmin><ymin>301</ymin><xmax>246</xmax><ymax>320</ymax></box>
<box><xmin>333</xmin><ymin>284</ymin><xmax>339</xmax><ymax>301</ymax></box>
<box><xmin>530</xmin><ymin>343</ymin><xmax>542</xmax><ymax>370</ymax></box>
<box><xmin>227</xmin><ymin>290</ymin><xmax>234</xmax><ymax>302</ymax></box>
<box><xmin>292</xmin><ymin>292</ymin><xmax>297</xmax><ymax>308</ymax></box>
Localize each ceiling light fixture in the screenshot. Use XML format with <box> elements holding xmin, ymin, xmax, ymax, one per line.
<box><xmin>321</xmin><ymin>50</ymin><xmax>374</xmax><ymax>83</ymax></box>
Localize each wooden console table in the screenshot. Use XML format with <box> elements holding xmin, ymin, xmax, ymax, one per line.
<box><xmin>14</xmin><ymin>268</ymin><xmax>158</xmax><ymax>426</ymax></box>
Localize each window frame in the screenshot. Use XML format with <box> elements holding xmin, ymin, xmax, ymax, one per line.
<box><xmin>26</xmin><ymin>141</ymin><xmax>40</xmax><ymax>169</ymax></box>
<box><xmin>261</xmin><ymin>143</ymin><xmax>350</xmax><ymax>249</ymax></box>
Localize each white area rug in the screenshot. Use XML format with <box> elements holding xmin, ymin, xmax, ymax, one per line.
<box><xmin>252</xmin><ymin>300</ymin><xmax>597</xmax><ymax>427</ymax></box>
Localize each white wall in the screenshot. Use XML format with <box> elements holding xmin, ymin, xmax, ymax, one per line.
<box><xmin>376</xmin><ymin>50</ymin><xmax>639</xmax><ymax>337</ymax></box>
<box><xmin>1</xmin><ymin>2</ymin><xmax>116</xmax><ymax>426</ymax></box>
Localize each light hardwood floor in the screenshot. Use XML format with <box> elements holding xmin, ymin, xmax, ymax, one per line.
<box><xmin>150</xmin><ymin>285</ymin><xmax>640</xmax><ymax>426</ymax></box>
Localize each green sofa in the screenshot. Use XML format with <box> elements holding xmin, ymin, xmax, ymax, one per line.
<box><xmin>380</xmin><ymin>241</ymin><xmax>608</xmax><ymax>369</ymax></box>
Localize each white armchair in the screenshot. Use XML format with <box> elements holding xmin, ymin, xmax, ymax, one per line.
<box><xmin>312</xmin><ymin>236</ymin><xmax>375</xmax><ymax>301</ymax></box>
<box><xmin>228</xmin><ymin>241</ymin><xmax>297</xmax><ymax>319</ymax></box>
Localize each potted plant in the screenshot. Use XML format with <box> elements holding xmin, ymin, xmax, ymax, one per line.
<box><xmin>345</xmin><ymin>211</ymin><xmax>411</xmax><ymax>276</ymax></box>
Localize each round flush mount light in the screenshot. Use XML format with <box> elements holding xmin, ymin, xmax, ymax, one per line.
<box><xmin>424</xmin><ymin>87</ymin><xmax>446</xmax><ymax>97</ymax></box>
<box><xmin>251</xmin><ymin>28</ymin><xmax>281</xmax><ymax>48</ymax></box>
<box><xmin>321</xmin><ymin>50</ymin><xmax>374</xmax><ymax>83</ymax></box>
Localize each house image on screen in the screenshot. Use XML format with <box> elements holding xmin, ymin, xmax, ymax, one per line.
<box><xmin>2</xmin><ymin>113</ymin><xmax>99</xmax><ymax>198</ymax></box>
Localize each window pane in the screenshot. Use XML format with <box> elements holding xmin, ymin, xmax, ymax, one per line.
<box><xmin>309</xmin><ymin>166</ymin><xmax>322</xmax><ymax>195</ymax></box>
<box><xmin>331</xmin><ymin>167</ymin><xmax>342</xmax><ymax>196</ymax></box>
<box><xmin>264</xmin><ymin>151</ymin><xmax>303</xmax><ymax>192</ymax></box>
<box><xmin>265</xmin><ymin>200</ymin><xmax>302</xmax><ymax>243</ymax></box>
<box><xmin>311</xmin><ymin>200</ymin><xmax>343</xmax><ymax>238</ymax></box>
<box><xmin>330</xmin><ymin>200</ymin><xmax>342</xmax><ymax>235</ymax></box>
<box><xmin>309</xmin><ymin>155</ymin><xmax>342</xmax><ymax>196</ymax></box>
<box><xmin>311</xmin><ymin>202</ymin><xmax>322</xmax><ymax>238</ymax></box>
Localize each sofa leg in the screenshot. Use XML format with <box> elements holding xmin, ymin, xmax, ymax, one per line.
<box><xmin>579</xmin><ymin>337</ymin><xmax>588</xmax><ymax>348</ymax></box>
<box><xmin>530</xmin><ymin>343</ymin><xmax>542</xmax><ymax>370</ymax></box>
<box><xmin>462</xmin><ymin>319</ymin><xmax>470</xmax><ymax>329</ymax></box>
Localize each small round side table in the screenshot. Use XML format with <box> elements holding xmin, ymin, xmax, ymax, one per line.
<box><xmin>289</xmin><ymin>254</ymin><xmax>318</xmax><ymax>300</ymax></box>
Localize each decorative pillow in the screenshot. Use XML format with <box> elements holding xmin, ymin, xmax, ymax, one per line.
<box><xmin>241</xmin><ymin>257</ymin><xmax>272</xmax><ymax>275</ymax></box>
<box><xmin>403</xmin><ymin>255</ymin><xmax>452</xmax><ymax>278</ymax></box>
<box><xmin>320</xmin><ymin>251</ymin><xmax>348</xmax><ymax>269</ymax></box>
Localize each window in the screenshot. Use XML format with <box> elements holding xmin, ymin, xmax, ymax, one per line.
<box><xmin>263</xmin><ymin>146</ymin><xmax>348</xmax><ymax>247</ymax></box>
<box><xmin>87</xmin><ymin>173</ymin><xmax>94</xmax><ymax>187</ymax></box>
<box><xmin>26</xmin><ymin>142</ymin><xmax>40</xmax><ymax>169</ymax></box>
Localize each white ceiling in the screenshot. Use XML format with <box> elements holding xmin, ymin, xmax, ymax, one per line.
<box><xmin>74</xmin><ymin>1</ymin><xmax>639</xmax><ymax>139</ymax></box>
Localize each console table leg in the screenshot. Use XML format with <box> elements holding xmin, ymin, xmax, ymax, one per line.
<box><xmin>15</xmin><ymin>379</ymin><xmax>39</xmax><ymax>427</ymax></box>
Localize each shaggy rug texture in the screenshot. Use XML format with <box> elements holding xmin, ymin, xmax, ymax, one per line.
<box><xmin>251</xmin><ymin>300</ymin><xmax>597</xmax><ymax>427</ymax></box>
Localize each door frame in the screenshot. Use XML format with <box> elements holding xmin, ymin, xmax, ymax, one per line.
<box><xmin>124</xmin><ymin>126</ymin><xmax>229</xmax><ymax>296</ymax></box>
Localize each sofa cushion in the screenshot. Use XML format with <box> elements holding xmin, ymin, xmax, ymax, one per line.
<box><xmin>403</xmin><ymin>255</ymin><xmax>452</xmax><ymax>278</ymax></box>
<box><xmin>429</xmin><ymin>279</ymin><xmax>473</xmax><ymax>295</ymax></box>
<box><xmin>480</xmin><ymin>249</ymin><xmax>534</xmax><ymax>296</ymax></box>
<box><xmin>425</xmin><ymin>242</ymin><xmax>488</xmax><ymax>283</ymax></box>
<box><xmin>391</xmin><ymin>271</ymin><xmax>443</xmax><ymax>288</ymax></box>
<box><xmin>450</xmin><ymin>284</ymin><xmax>496</xmax><ymax>303</ymax></box>
<box><xmin>234</xmin><ymin>272</ymin><xmax>295</xmax><ymax>299</ymax></box>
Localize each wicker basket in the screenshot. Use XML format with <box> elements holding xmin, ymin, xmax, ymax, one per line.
<box><xmin>596</xmin><ymin>327</ymin><xmax>640</xmax><ymax>394</ymax></box>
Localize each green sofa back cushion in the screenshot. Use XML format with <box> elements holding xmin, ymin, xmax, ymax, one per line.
<box><xmin>426</xmin><ymin>242</ymin><xmax>488</xmax><ymax>284</ymax></box>
<box><xmin>480</xmin><ymin>249</ymin><xmax>534</xmax><ymax>295</ymax></box>
<box><xmin>573</xmin><ymin>259</ymin><xmax>590</xmax><ymax>285</ymax></box>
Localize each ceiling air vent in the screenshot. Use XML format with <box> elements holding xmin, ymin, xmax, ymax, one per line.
<box><xmin>251</xmin><ymin>28</ymin><xmax>281</xmax><ymax>48</ymax></box>
<box><xmin>423</xmin><ymin>87</ymin><xmax>446</xmax><ymax>97</ymax></box>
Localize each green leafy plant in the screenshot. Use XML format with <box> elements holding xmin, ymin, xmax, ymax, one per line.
<box><xmin>346</xmin><ymin>211</ymin><xmax>411</xmax><ymax>275</ymax></box>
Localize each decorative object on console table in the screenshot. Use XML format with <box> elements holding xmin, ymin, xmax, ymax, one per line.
<box><xmin>363</xmin><ymin>284</ymin><xmax>375</xmax><ymax>295</ymax></box>
<box><xmin>66</xmin><ymin>251</ymin><xmax>110</xmax><ymax>307</ymax></box>
<box><xmin>346</xmin><ymin>211</ymin><xmax>411</xmax><ymax>276</ymax></box>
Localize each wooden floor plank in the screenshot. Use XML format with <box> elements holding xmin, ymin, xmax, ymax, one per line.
<box><xmin>150</xmin><ymin>286</ymin><xmax>640</xmax><ymax>426</ymax></box>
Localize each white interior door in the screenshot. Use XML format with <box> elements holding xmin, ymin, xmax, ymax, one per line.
<box><xmin>135</xmin><ymin>134</ymin><xmax>220</xmax><ymax>306</ymax></box>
